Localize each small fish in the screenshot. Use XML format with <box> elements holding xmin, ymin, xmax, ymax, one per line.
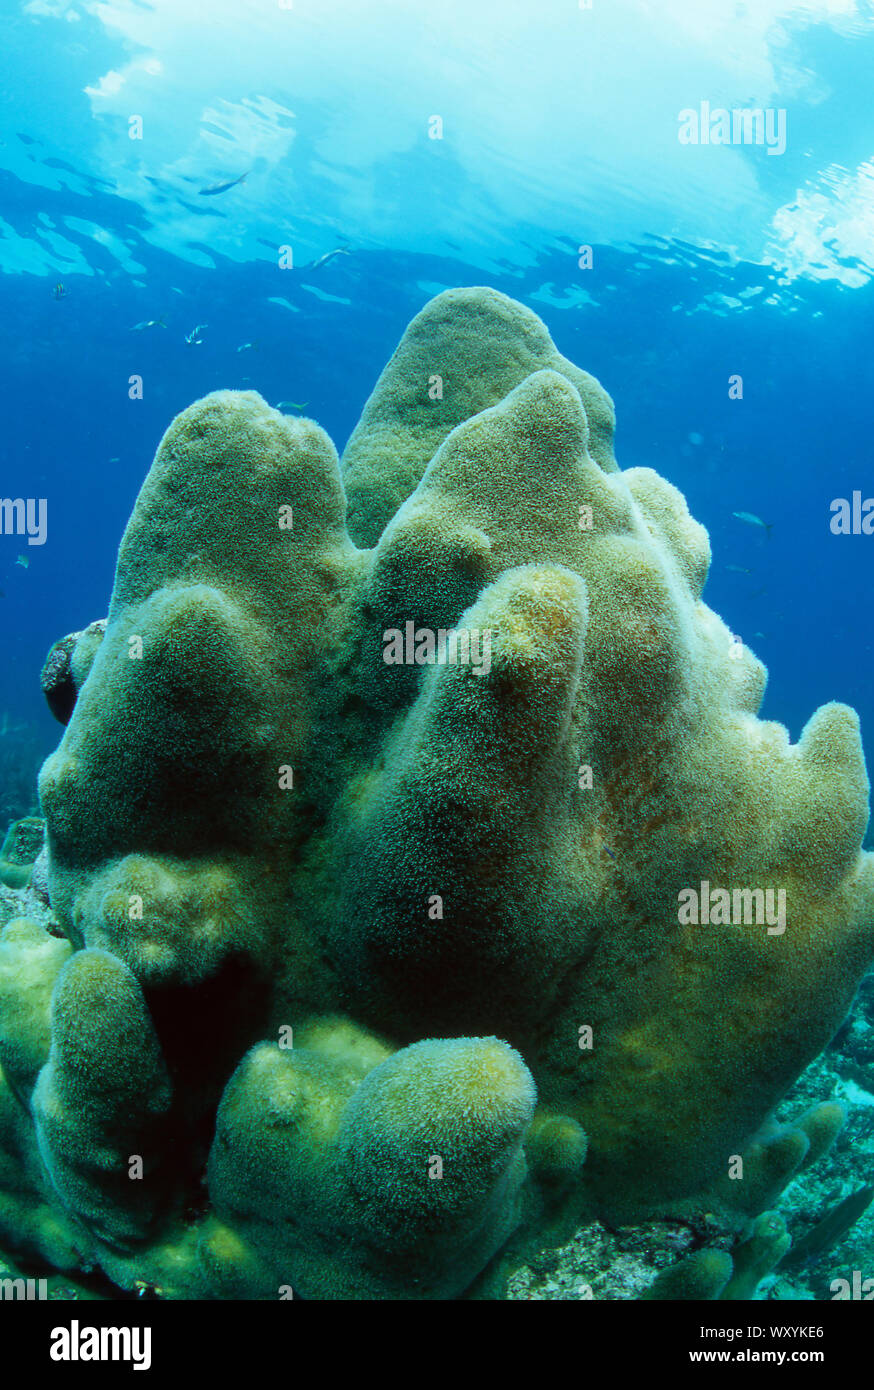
<box><xmin>109</xmin><ymin>457</ymin><xmax>120</xmax><ymax>463</ymax></box>
<box><xmin>0</xmin><ymin>711</ymin><xmax>29</xmax><ymax>735</ymax></box>
<box><xmin>198</xmin><ymin>172</ymin><xmax>249</xmax><ymax>197</ymax></box>
<box><xmin>276</xmin><ymin>400</ymin><xmax>309</xmax><ymax>413</ymax></box>
<box><xmin>15</xmin><ymin>554</ymin><xmax>29</xmax><ymax>569</ymax></box>
<box><xmin>184</xmin><ymin>324</ymin><xmax>208</xmax><ymax>345</ymax></box>
<box><xmin>780</xmin><ymin>1186</ymin><xmax>874</xmax><ymax>1270</ymax></box>
<box><xmin>732</xmin><ymin>510</ymin><xmax>773</xmax><ymax>536</ymax></box>
<box><xmin>309</xmin><ymin>247</ymin><xmax>350</xmax><ymax>270</ymax></box>
<box><xmin>603</xmin><ymin>845</ymin><xmax>616</xmax><ymax>861</ymax></box>
<box><xmin>130</xmin><ymin>317</ymin><xmax>166</xmax><ymax>331</ymax></box>
<box><xmin>725</xmin><ymin>564</ymin><xmax>752</xmax><ymax>574</ymax></box>
<box><xmin>52</xmin><ymin>283</ymin><xmax>67</xmax><ymax>299</ymax></box>
<box><xmin>236</xmin><ymin>341</ymin><xmax>259</xmax><ymax>353</ymax></box>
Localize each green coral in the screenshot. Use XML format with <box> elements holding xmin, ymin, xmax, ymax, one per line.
<box><xmin>207</xmin><ymin>1029</ymin><xmax>535</xmax><ymax>1299</ymax></box>
<box><xmin>721</xmin><ymin>1213</ymin><xmax>792</xmax><ymax>1299</ymax></box>
<box><xmin>33</xmin><ymin>949</ymin><xmax>173</xmax><ymax>1245</ymax></box>
<box><xmin>0</xmin><ymin>918</ymin><xmax>71</xmax><ymax>1096</ymax></box>
<box><xmin>0</xmin><ymin>287</ymin><xmax>871</xmax><ymax>1299</ymax></box>
<box><xmin>341</xmin><ymin>287</ymin><xmax>617</xmax><ymax>546</ymax></box>
<box><xmin>0</xmin><ymin>817</ymin><xmax>44</xmax><ymax>889</ymax></box>
<box><xmin>643</xmin><ymin>1249</ymin><xmax>734</xmax><ymax>1301</ymax></box>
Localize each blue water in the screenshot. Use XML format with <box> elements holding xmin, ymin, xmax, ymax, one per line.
<box><xmin>1</xmin><ymin>0</ymin><xmax>873</xmax><ymax>833</ymax></box>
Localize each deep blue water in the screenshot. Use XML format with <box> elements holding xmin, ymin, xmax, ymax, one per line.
<box><xmin>1</xmin><ymin>0</ymin><xmax>873</xmax><ymax>832</ymax></box>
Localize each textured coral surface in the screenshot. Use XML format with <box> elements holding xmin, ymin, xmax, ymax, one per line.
<box><xmin>1</xmin><ymin>288</ymin><xmax>872</xmax><ymax>1299</ymax></box>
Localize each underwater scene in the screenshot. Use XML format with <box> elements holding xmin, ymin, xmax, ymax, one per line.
<box><xmin>1</xmin><ymin>0</ymin><xmax>874</xmax><ymax>1343</ymax></box>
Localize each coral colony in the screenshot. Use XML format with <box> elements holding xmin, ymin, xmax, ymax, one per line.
<box><xmin>1</xmin><ymin>289</ymin><xmax>871</xmax><ymax>1299</ymax></box>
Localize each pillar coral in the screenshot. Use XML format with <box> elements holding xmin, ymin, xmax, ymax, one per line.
<box><xmin>0</xmin><ymin>288</ymin><xmax>870</xmax><ymax>1298</ymax></box>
